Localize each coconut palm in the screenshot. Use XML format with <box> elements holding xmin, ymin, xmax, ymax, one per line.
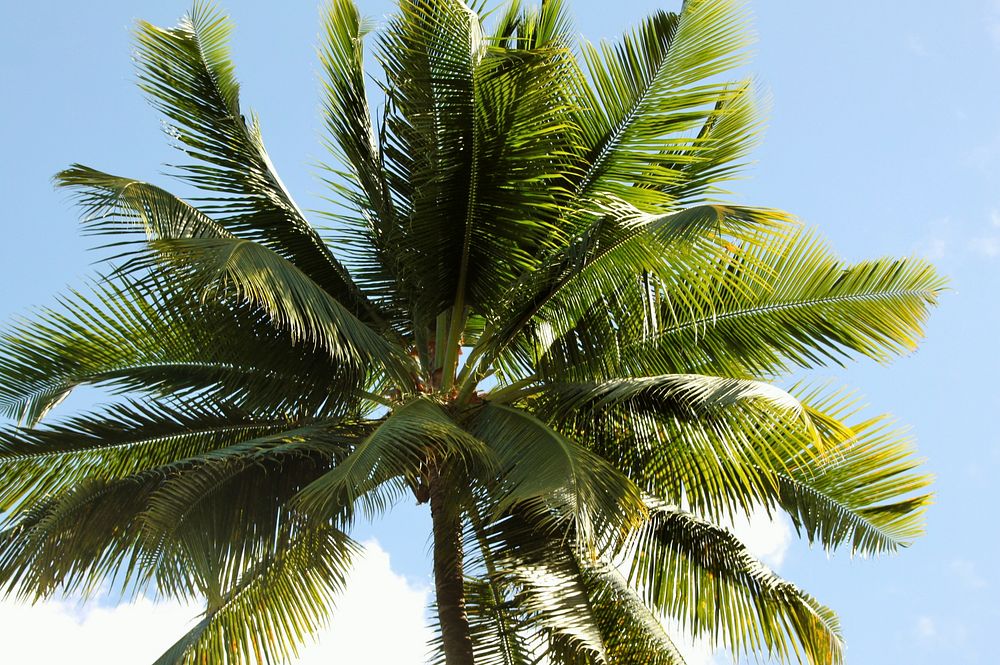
<box><xmin>0</xmin><ymin>0</ymin><xmax>941</xmax><ymax>664</ymax></box>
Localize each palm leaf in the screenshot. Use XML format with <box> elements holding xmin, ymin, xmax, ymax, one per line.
<box><xmin>571</xmin><ymin>0</ymin><xmax>753</xmax><ymax>209</ymax></box>
<box><xmin>472</xmin><ymin>204</ymin><xmax>789</xmax><ymax>386</ymax></box>
<box><xmin>769</xmin><ymin>388</ymin><xmax>932</xmax><ymax>555</ymax></box>
<box><xmin>55</xmin><ymin>165</ymin><xmax>414</xmax><ymax>385</ymax></box>
<box><xmin>569</xmin><ymin>226</ymin><xmax>945</xmax><ymax>381</ymax></box>
<box><xmin>295</xmin><ymin>397</ymin><xmax>494</xmax><ymax>522</ymax></box>
<box><xmin>471</xmin><ymin>402</ymin><xmax>645</xmax><ymax>550</ymax></box>
<box><xmin>375</xmin><ymin>0</ymin><xmax>484</xmax><ymax>323</ymax></box>
<box><xmin>0</xmin><ymin>274</ymin><xmax>363</xmax><ymax>425</ymax></box>
<box><xmin>133</xmin><ymin>2</ymin><xmax>381</xmax><ymax>324</ymax></box>
<box><xmin>625</xmin><ymin>503</ymin><xmax>843</xmax><ymax>665</ymax></box>
<box><xmin>153</xmin><ymin>523</ymin><xmax>357</xmax><ymax>665</ymax></box>
<box><xmin>0</xmin><ymin>399</ymin><xmax>309</xmax><ymax>510</ymax></box>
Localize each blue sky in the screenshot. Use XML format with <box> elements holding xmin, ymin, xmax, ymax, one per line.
<box><xmin>1</xmin><ymin>1</ymin><xmax>997</xmax><ymax>663</ymax></box>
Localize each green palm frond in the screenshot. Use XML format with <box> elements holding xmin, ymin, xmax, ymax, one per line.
<box><xmin>532</xmin><ymin>372</ymin><xmax>819</xmax><ymax>523</ymax></box>
<box><xmin>771</xmin><ymin>388</ymin><xmax>932</xmax><ymax>555</ymax></box>
<box><xmin>569</xmin><ymin>226</ymin><xmax>944</xmax><ymax>381</ymax></box>
<box><xmin>0</xmin><ymin>475</ymin><xmax>160</xmax><ymax>600</ymax></box>
<box><xmin>375</xmin><ymin>0</ymin><xmax>484</xmax><ymax>323</ymax></box>
<box><xmin>471</xmin><ymin>403</ymin><xmax>645</xmax><ymax>551</ymax></box>
<box><xmin>486</xmin><ymin>513</ymin><xmax>609</xmax><ymax>662</ymax></box>
<box><xmin>0</xmin><ymin>274</ymin><xmax>363</xmax><ymax>425</ymax></box>
<box><xmin>563</xmin><ymin>565</ymin><xmax>689</xmax><ymax>665</ymax></box>
<box><xmin>661</xmin><ymin>78</ymin><xmax>764</xmax><ymax>205</ymax></box>
<box><xmin>153</xmin><ymin>523</ymin><xmax>357</xmax><ymax>665</ymax></box>
<box><xmin>625</xmin><ymin>503</ymin><xmax>842</xmax><ymax>665</ymax></box>
<box><xmin>572</xmin><ymin>0</ymin><xmax>752</xmax><ymax>209</ymax></box>
<box><xmin>134</xmin><ymin>1</ymin><xmax>380</xmax><ymax>323</ymax></box>
<box><xmin>135</xmin><ymin>235</ymin><xmax>414</xmax><ymax>383</ymax></box>
<box><xmin>478</xmin><ymin>513</ymin><xmax>688</xmax><ymax>665</ymax></box>
<box><xmin>135</xmin><ymin>423</ymin><xmax>359</xmax><ymax>542</ymax></box>
<box><xmin>318</xmin><ymin>0</ymin><xmax>406</xmax><ymax>323</ymax></box>
<box><xmin>428</xmin><ymin>575</ymin><xmax>535</xmax><ymax>665</ymax></box>
<box><xmin>491</xmin><ymin>0</ymin><xmax>575</xmax><ymax>52</ymax></box>
<box><xmin>55</xmin><ymin>165</ymin><xmax>414</xmax><ymax>384</ymax></box>
<box><xmin>472</xmin><ymin>204</ymin><xmax>791</xmax><ymax>385</ymax></box>
<box><xmin>0</xmin><ymin>410</ymin><xmax>360</xmax><ymax>603</ymax></box>
<box><xmin>0</xmin><ymin>399</ymin><xmax>305</xmax><ymax>509</ymax></box>
<box><xmin>138</xmin><ymin>448</ymin><xmax>350</xmax><ymax>602</ymax></box>
<box><xmin>295</xmin><ymin>397</ymin><xmax>493</xmax><ymax>523</ymax></box>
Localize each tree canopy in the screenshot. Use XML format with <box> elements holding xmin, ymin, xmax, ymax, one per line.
<box><xmin>0</xmin><ymin>1</ymin><xmax>942</xmax><ymax>664</ymax></box>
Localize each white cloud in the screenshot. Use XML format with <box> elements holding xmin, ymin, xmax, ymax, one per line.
<box><xmin>916</xmin><ymin>615</ymin><xmax>937</xmax><ymax>639</ymax></box>
<box><xmin>948</xmin><ymin>558</ymin><xmax>988</xmax><ymax>590</ymax></box>
<box><xmin>989</xmin><ymin>1</ymin><xmax>1000</xmax><ymax>46</ymax></box>
<box><xmin>667</xmin><ymin>621</ymin><xmax>721</xmax><ymax>665</ymax></box>
<box><xmin>0</xmin><ymin>595</ymin><xmax>200</xmax><ymax>664</ymax></box>
<box><xmin>726</xmin><ymin>505</ymin><xmax>793</xmax><ymax>570</ymax></box>
<box><xmin>0</xmin><ymin>540</ymin><xmax>431</xmax><ymax>665</ymax></box>
<box><xmin>914</xmin><ymin>614</ymin><xmax>972</xmax><ymax>652</ymax></box>
<box><xmin>297</xmin><ymin>540</ymin><xmax>432</xmax><ymax>664</ymax></box>
<box><xmin>969</xmin><ymin>235</ymin><xmax>1000</xmax><ymax>257</ymax></box>
<box><xmin>904</xmin><ymin>34</ymin><xmax>929</xmax><ymax>57</ymax></box>
<box><xmin>914</xmin><ymin>217</ymin><xmax>953</xmax><ymax>260</ymax></box>
<box><xmin>915</xmin><ymin>212</ymin><xmax>1000</xmax><ymax>261</ymax></box>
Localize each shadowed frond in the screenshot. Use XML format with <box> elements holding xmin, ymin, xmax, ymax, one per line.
<box><xmin>0</xmin><ymin>400</ymin><xmax>310</xmax><ymax>510</ymax></box>
<box><xmin>295</xmin><ymin>398</ymin><xmax>493</xmax><ymax>522</ymax></box>
<box><xmin>0</xmin><ymin>274</ymin><xmax>364</xmax><ymax>425</ymax></box>
<box><xmin>135</xmin><ymin>235</ymin><xmax>414</xmax><ymax>383</ymax></box>
<box><xmin>153</xmin><ymin>524</ymin><xmax>357</xmax><ymax>665</ymax></box>
<box><xmin>374</xmin><ymin>0</ymin><xmax>484</xmax><ymax>322</ymax></box>
<box><xmin>471</xmin><ymin>403</ymin><xmax>645</xmax><ymax>550</ymax></box>
<box><xmin>55</xmin><ymin>166</ymin><xmax>414</xmax><ymax>385</ymax></box>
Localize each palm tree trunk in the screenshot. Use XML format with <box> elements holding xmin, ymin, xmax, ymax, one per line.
<box><xmin>429</xmin><ymin>465</ymin><xmax>475</xmax><ymax>665</ymax></box>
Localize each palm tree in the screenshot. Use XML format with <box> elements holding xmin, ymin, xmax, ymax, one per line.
<box><xmin>0</xmin><ymin>0</ymin><xmax>941</xmax><ymax>663</ymax></box>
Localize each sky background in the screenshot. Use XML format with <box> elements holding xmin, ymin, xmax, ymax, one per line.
<box><xmin>1</xmin><ymin>0</ymin><xmax>997</xmax><ymax>663</ymax></box>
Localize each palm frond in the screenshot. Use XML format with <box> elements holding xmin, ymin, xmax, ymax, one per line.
<box><xmin>317</xmin><ymin>0</ymin><xmax>407</xmax><ymax>324</ymax></box>
<box><xmin>133</xmin><ymin>2</ymin><xmax>381</xmax><ymax>323</ymax></box>
<box><xmin>0</xmin><ymin>475</ymin><xmax>160</xmax><ymax>600</ymax></box>
<box><xmin>625</xmin><ymin>503</ymin><xmax>843</xmax><ymax>665</ymax></box>
<box><xmin>132</xmin><ymin>235</ymin><xmax>414</xmax><ymax>384</ymax></box>
<box><xmin>374</xmin><ymin>0</ymin><xmax>484</xmax><ymax>323</ymax></box>
<box><xmin>486</xmin><ymin>512</ymin><xmax>609</xmax><ymax>662</ymax></box>
<box><xmin>475</xmin><ymin>204</ymin><xmax>790</xmax><ymax>384</ymax></box>
<box><xmin>566</xmin><ymin>226</ymin><xmax>945</xmax><ymax>381</ymax></box>
<box><xmin>568</xmin><ymin>564</ymin><xmax>689</xmax><ymax>665</ymax></box>
<box><xmin>0</xmin><ymin>399</ymin><xmax>306</xmax><ymax>510</ymax></box>
<box><xmin>572</xmin><ymin>0</ymin><xmax>753</xmax><ymax>209</ymax></box>
<box><xmin>490</xmin><ymin>0</ymin><xmax>575</xmax><ymax>50</ymax></box>
<box><xmin>295</xmin><ymin>397</ymin><xmax>493</xmax><ymax>523</ymax></box>
<box><xmin>429</xmin><ymin>575</ymin><xmax>535</xmax><ymax>665</ymax></box>
<box><xmin>55</xmin><ymin>165</ymin><xmax>414</xmax><ymax>386</ymax></box>
<box><xmin>533</xmin><ymin>372</ymin><xmax>818</xmax><ymax>524</ymax></box>
<box><xmin>0</xmin><ymin>274</ymin><xmax>361</xmax><ymax>425</ymax></box>
<box><xmin>770</xmin><ymin>387</ymin><xmax>932</xmax><ymax>555</ymax></box>
<box><xmin>153</xmin><ymin>523</ymin><xmax>357</xmax><ymax>665</ymax></box>
<box><xmin>471</xmin><ymin>403</ymin><xmax>645</xmax><ymax>550</ymax></box>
